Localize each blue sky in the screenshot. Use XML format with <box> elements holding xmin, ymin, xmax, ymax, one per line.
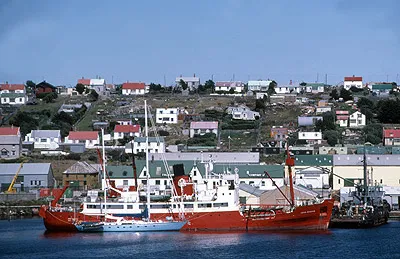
<box><xmin>0</xmin><ymin>0</ymin><xmax>399</xmax><ymax>86</ymax></box>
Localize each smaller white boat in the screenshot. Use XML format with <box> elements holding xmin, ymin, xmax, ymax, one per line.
<box><xmin>75</xmin><ymin>215</ymin><xmax>186</xmax><ymax>232</ymax></box>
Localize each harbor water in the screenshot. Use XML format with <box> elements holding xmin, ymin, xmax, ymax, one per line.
<box><xmin>0</xmin><ymin>218</ymin><xmax>399</xmax><ymax>259</ymax></box>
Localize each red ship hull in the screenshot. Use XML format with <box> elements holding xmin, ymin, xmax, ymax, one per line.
<box><xmin>39</xmin><ymin>199</ymin><xmax>334</xmax><ymax>232</ymax></box>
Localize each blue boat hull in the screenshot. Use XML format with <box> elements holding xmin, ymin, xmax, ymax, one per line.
<box><xmin>75</xmin><ymin>221</ymin><xmax>186</xmax><ymax>232</ymax></box>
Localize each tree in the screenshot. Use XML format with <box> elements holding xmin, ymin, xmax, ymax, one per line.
<box><xmin>149</xmin><ymin>83</ymin><xmax>162</xmax><ymax>93</ymax></box>
<box><xmin>267</xmin><ymin>81</ymin><xmax>277</xmax><ymax>96</ymax></box>
<box><xmin>362</xmin><ymin>123</ymin><xmax>383</xmax><ymax>145</ymax></box>
<box><xmin>179</xmin><ymin>79</ymin><xmax>188</xmax><ymax>91</ymax></box>
<box><xmin>324</xmin><ymin>130</ymin><xmax>339</xmax><ymax>146</ymax></box>
<box><xmin>330</xmin><ymin>89</ymin><xmax>339</xmax><ymax>100</ymax></box>
<box><xmin>204</xmin><ymin>80</ymin><xmax>215</xmax><ymax>92</ymax></box>
<box><xmin>357</xmin><ymin>97</ymin><xmax>375</xmax><ymax>122</ymax></box>
<box><xmin>26</xmin><ymin>80</ymin><xmax>36</xmax><ymax>94</ymax></box>
<box><xmin>376</xmin><ymin>99</ymin><xmax>400</xmax><ymax>123</ymax></box>
<box><xmin>339</xmin><ymin>88</ymin><xmax>353</xmax><ymax>101</ymax></box>
<box><xmin>255</xmin><ymin>98</ymin><xmax>266</xmax><ymax>112</ymax></box>
<box><xmin>89</xmin><ymin>89</ymin><xmax>99</xmax><ymax>101</ymax></box>
<box><xmin>315</xmin><ymin>112</ymin><xmax>336</xmax><ymax>132</ymax></box>
<box><xmin>300</xmin><ymin>82</ymin><xmax>307</xmax><ymax>86</ymax></box>
<box><xmin>75</xmin><ymin>83</ymin><xmax>85</xmax><ymax>94</ymax></box>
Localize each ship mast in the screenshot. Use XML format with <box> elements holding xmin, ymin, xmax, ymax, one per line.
<box><xmin>363</xmin><ymin>149</ymin><xmax>368</xmax><ymax>204</ymax></box>
<box><xmin>145</xmin><ymin>100</ymin><xmax>151</xmax><ymax>220</ymax></box>
<box><xmin>286</xmin><ymin>147</ymin><xmax>295</xmax><ymax>206</ymax></box>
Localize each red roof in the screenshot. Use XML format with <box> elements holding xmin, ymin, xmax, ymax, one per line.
<box><xmin>384</xmin><ymin>129</ymin><xmax>400</xmax><ymax>138</ymax></box>
<box><xmin>68</xmin><ymin>131</ymin><xmax>98</xmax><ymax>140</ymax></box>
<box><xmin>122</xmin><ymin>82</ymin><xmax>145</xmax><ymax>90</ymax></box>
<box><xmin>114</xmin><ymin>124</ymin><xmax>141</xmax><ymax>133</ymax></box>
<box><xmin>344</xmin><ymin>76</ymin><xmax>362</xmax><ymax>82</ymax></box>
<box><xmin>336</xmin><ymin>110</ymin><xmax>349</xmax><ymax>115</ymax></box>
<box><xmin>0</xmin><ymin>84</ymin><xmax>25</xmax><ymax>91</ymax></box>
<box><xmin>336</xmin><ymin>115</ymin><xmax>349</xmax><ymax>120</ymax></box>
<box><xmin>0</xmin><ymin>127</ymin><xmax>20</xmax><ymax>136</ymax></box>
<box><xmin>78</xmin><ymin>79</ymin><xmax>91</xmax><ymax>85</ymax></box>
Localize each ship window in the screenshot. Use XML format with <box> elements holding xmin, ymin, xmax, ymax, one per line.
<box><xmin>198</xmin><ymin>203</ymin><xmax>212</xmax><ymax>208</ymax></box>
<box><xmin>214</xmin><ymin>203</ymin><xmax>228</xmax><ymax>207</ymax></box>
<box><xmin>127</xmin><ymin>205</ymin><xmax>133</xmax><ymax>209</ymax></box>
<box><xmin>184</xmin><ymin>204</ymin><xmax>194</xmax><ymax>208</ymax></box>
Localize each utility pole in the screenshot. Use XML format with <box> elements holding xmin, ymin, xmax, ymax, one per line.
<box><xmin>316</xmin><ymin>73</ymin><xmax>319</xmax><ymax>83</ymax></box>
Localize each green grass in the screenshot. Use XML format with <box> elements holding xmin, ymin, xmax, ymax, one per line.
<box><xmin>19</xmin><ymin>96</ymin><xmax>69</xmax><ymax>114</ymax></box>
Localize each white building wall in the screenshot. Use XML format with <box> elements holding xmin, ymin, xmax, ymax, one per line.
<box><xmin>349</xmin><ymin>112</ymin><xmax>366</xmax><ymax>128</ymax></box>
<box><xmin>344</xmin><ymin>80</ymin><xmax>363</xmax><ymax>90</ymax></box>
<box><xmin>122</xmin><ymin>89</ymin><xmax>145</xmax><ymax>95</ymax></box>
<box><xmin>125</xmin><ymin>141</ymin><xmax>165</xmax><ymax>154</ymax></box>
<box><xmin>189</xmin><ymin>128</ymin><xmax>218</xmax><ymax>138</ymax></box>
<box><xmin>156</xmin><ymin>108</ymin><xmax>179</xmax><ymax>124</ymax></box>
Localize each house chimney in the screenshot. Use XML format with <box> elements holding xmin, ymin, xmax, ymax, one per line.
<box><xmin>289</xmin><ymin>80</ymin><xmax>292</xmax><ymax>85</ymax></box>
<box><xmin>194</xmin><ymin>73</ymin><xmax>196</xmax><ymax>77</ymax></box>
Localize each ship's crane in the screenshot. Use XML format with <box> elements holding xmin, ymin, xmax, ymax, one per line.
<box><xmin>6</xmin><ymin>162</ymin><xmax>24</xmax><ymax>193</ymax></box>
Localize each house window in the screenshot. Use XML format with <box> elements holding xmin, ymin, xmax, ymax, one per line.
<box><xmin>1</xmin><ymin>149</ymin><xmax>8</xmax><ymax>156</ymax></box>
<box><xmin>338</xmin><ymin>179</ymin><xmax>340</xmax><ymax>184</ymax></box>
<box><xmin>123</xmin><ymin>171</ymin><xmax>128</xmax><ymax>176</ymax></box>
<box><xmin>40</xmin><ymin>138</ymin><xmax>47</xmax><ymax>142</ymax></box>
<box><xmin>155</xmin><ymin>180</ymin><xmax>160</xmax><ymax>185</ymax></box>
<box><xmin>142</xmin><ymin>180</ymin><xmax>147</xmax><ymax>185</ymax></box>
<box><xmin>84</xmin><ymin>181</ymin><xmax>87</xmax><ymax>186</ymax></box>
<box><xmin>380</xmin><ymin>179</ymin><xmax>383</xmax><ymax>184</ymax></box>
<box><xmin>31</xmin><ymin>181</ymin><xmax>33</xmax><ymax>185</ymax></box>
<box><xmin>123</xmin><ymin>180</ymin><xmax>128</xmax><ymax>185</ymax></box>
<box><xmin>12</xmin><ymin>151</ymin><xmax>15</xmax><ymax>156</ymax></box>
<box><xmin>155</xmin><ymin>149</ymin><xmax>158</xmax><ymax>152</ymax></box>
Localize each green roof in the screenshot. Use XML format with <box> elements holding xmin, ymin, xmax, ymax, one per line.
<box><xmin>371</xmin><ymin>84</ymin><xmax>393</xmax><ymax>90</ymax></box>
<box><xmin>105</xmin><ymin>161</ymin><xmax>284</xmax><ymax>179</ymax></box>
<box><xmin>0</xmin><ymin>93</ymin><xmax>26</xmax><ymax>98</ymax></box>
<box><xmin>294</xmin><ymin>155</ymin><xmax>333</xmax><ymax>166</ymax></box>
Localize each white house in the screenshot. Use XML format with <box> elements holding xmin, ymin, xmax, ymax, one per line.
<box><xmin>125</xmin><ymin>137</ymin><xmax>165</xmax><ymax>154</ymax></box>
<box><xmin>175</xmin><ymin>75</ymin><xmax>200</xmax><ymax>91</ymax></box>
<box><xmin>349</xmin><ymin>111</ymin><xmax>366</xmax><ymax>128</ymax></box>
<box><xmin>0</xmin><ymin>84</ymin><xmax>27</xmax><ymax>105</ymax></box>
<box><xmin>156</xmin><ymin>108</ymin><xmax>179</xmax><ymax>124</ymax></box>
<box><xmin>295</xmin><ymin>167</ymin><xmax>330</xmax><ymax>189</ymax></box>
<box><xmin>64</xmin><ymin>131</ymin><xmax>99</xmax><ymax>148</ymax></box>
<box><xmin>226</xmin><ymin>106</ymin><xmax>260</xmax><ymax>121</ymax></box>
<box><xmin>24</xmin><ymin>130</ymin><xmax>61</xmax><ymax>149</ymax></box>
<box><xmin>122</xmin><ymin>82</ymin><xmax>146</xmax><ymax>95</ymax></box>
<box><xmin>247</xmin><ymin>80</ymin><xmax>272</xmax><ymax>92</ymax></box>
<box><xmin>215</xmin><ymin>81</ymin><xmax>245</xmax><ymax>93</ymax></box>
<box><xmin>305</xmin><ymin>83</ymin><xmax>325</xmax><ymax>93</ymax></box>
<box><xmin>113</xmin><ymin>125</ymin><xmax>141</xmax><ymax>140</ymax></box>
<box><xmin>190</xmin><ymin>121</ymin><xmax>218</xmax><ymax>138</ymax></box>
<box><xmin>298</xmin><ymin>131</ymin><xmax>322</xmax><ymax>145</ymax></box>
<box><xmin>344</xmin><ymin>76</ymin><xmax>363</xmax><ymax>90</ymax></box>
<box><xmin>77</xmin><ymin>78</ymin><xmax>107</xmax><ymax>96</ymax></box>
